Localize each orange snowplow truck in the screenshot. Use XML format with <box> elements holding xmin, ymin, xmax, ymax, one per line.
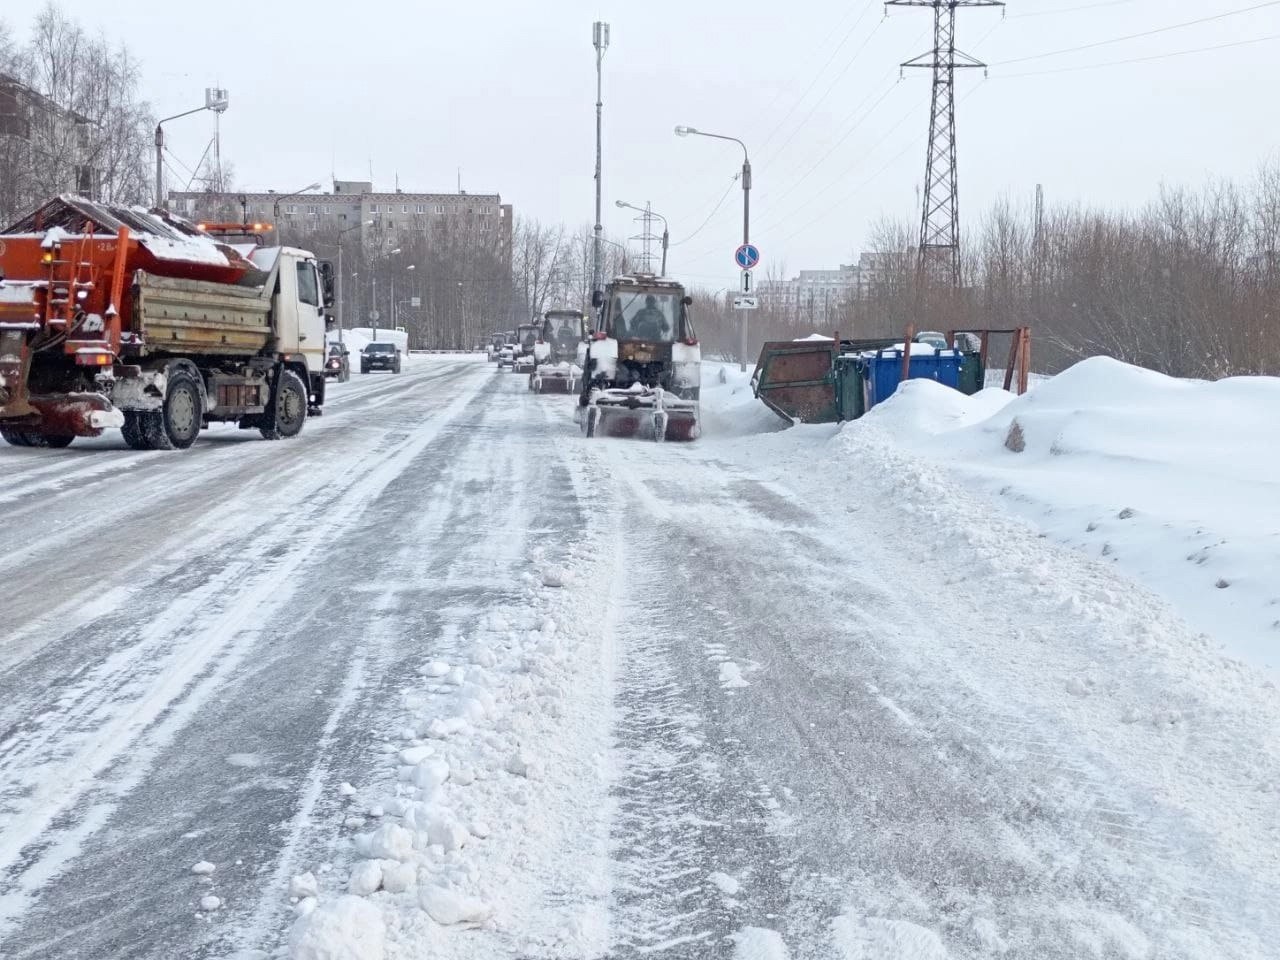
<box><xmin>0</xmin><ymin>195</ymin><xmax>332</xmax><ymax>450</ymax></box>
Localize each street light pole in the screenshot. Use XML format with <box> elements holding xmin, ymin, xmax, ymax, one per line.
<box><xmin>271</xmin><ymin>182</ymin><xmax>322</xmax><ymax>246</ymax></box>
<box><xmin>616</xmin><ymin>200</ymin><xmax>669</xmax><ymax>276</ymax></box>
<box><xmin>592</xmin><ymin>21</ymin><xmax>610</xmax><ymax>306</ymax></box>
<box><xmin>675</xmin><ymin>125</ymin><xmax>752</xmax><ymax>370</ymax></box>
<box><xmin>336</xmin><ymin>220</ymin><xmax>373</xmax><ymax>348</ymax></box>
<box><xmin>154</xmin><ymin>90</ymin><xmax>229</xmax><ymax>210</ymax></box>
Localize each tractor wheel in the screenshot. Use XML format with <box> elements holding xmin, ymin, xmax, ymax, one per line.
<box><xmin>259</xmin><ymin>369</ymin><xmax>308</xmax><ymax>441</ymax></box>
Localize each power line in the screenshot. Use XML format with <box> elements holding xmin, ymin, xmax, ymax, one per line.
<box><xmin>774</xmin><ymin>82</ymin><xmax>988</xmax><ymax>248</ymax></box>
<box><xmin>1009</xmin><ymin>0</ymin><xmax>1139</xmax><ymax>18</ymax></box>
<box><xmin>994</xmin><ymin>31</ymin><xmax>1280</xmax><ymax>76</ymax></box>
<box><xmin>755</xmin><ymin>2</ymin><xmax>879</xmax><ymax>155</ymax></box>
<box><xmin>761</xmin><ymin>79</ymin><xmax>902</xmax><ymax>213</ymax></box>
<box><xmin>758</xmin><ymin>13</ymin><xmax>887</xmax><ymax>167</ymax></box>
<box><xmin>996</xmin><ymin>0</ymin><xmax>1280</xmax><ymax>66</ymax></box>
<box><xmin>671</xmin><ymin>176</ymin><xmax>740</xmax><ymax>247</ymax></box>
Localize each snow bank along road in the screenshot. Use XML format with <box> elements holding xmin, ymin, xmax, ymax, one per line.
<box><xmin>1</xmin><ymin>355</ymin><xmax>1277</xmax><ymax>960</ymax></box>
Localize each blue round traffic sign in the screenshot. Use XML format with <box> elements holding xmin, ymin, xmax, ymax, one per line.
<box><xmin>734</xmin><ymin>243</ymin><xmax>761</xmax><ymax>270</ymax></box>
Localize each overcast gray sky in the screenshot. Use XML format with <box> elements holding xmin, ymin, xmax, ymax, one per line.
<box><xmin>31</xmin><ymin>0</ymin><xmax>1280</xmax><ymax>288</ymax></box>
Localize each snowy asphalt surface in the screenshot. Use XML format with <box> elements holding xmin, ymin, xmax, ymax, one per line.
<box><xmin>1</xmin><ymin>355</ymin><xmax>1277</xmax><ymax>959</ymax></box>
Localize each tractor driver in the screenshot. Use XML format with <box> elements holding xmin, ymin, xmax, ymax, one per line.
<box><xmin>629</xmin><ymin>295</ymin><xmax>668</xmax><ymax>341</ymax></box>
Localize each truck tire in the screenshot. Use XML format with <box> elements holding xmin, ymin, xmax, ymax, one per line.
<box><xmin>0</xmin><ymin>427</ymin><xmax>72</xmax><ymax>448</ymax></box>
<box><xmin>27</xmin><ymin>432</ymin><xmax>75</xmax><ymax>448</ymax></box>
<box><xmin>121</xmin><ymin>411</ymin><xmax>149</xmax><ymax>450</ymax></box>
<box><xmin>259</xmin><ymin>369</ymin><xmax>307</xmax><ymax>440</ymax></box>
<box><xmin>160</xmin><ymin>369</ymin><xmax>203</xmax><ymax>450</ymax></box>
<box><xmin>140</xmin><ymin>369</ymin><xmax>202</xmax><ymax>451</ymax></box>
<box><xmin>1</xmin><ymin>426</ymin><xmax>32</xmax><ymax>447</ymax></box>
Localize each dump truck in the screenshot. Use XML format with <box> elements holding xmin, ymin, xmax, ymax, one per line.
<box><xmin>0</xmin><ymin>195</ymin><xmax>330</xmax><ymax>450</ymax></box>
<box><xmin>577</xmin><ymin>274</ymin><xmax>700</xmax><ymax>442</ymax></box>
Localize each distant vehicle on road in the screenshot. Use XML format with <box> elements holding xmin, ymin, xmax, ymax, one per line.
<box><xmin>325</xmin><ymin>343</ymin><xmax>350</xmax><ymax>382</ymax></box>
<box><xmin>361</xmin><ymin>342</ymin><xmax>402</xmax><ymax>374</ymax></box>
<box><xmin>486</xmin><ymin>333</ymin><xmax>506</xmax><ymax>362</ymax></box>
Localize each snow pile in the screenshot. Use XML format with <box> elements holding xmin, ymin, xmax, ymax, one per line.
<box><xmin>848</xmin><ymin>356</ymin><xmax>1280</xmax><ymax>674</ymax></box>
<box><xmin>274</xmin><ymin>491</ymin><xmax>617</xmax><ymax>958</ymax></box>
<box><xmin>289</xmin><ymin>896</ymin><xmax>385</xmax><ymax>960</ymax></box>
<box><xmin>700</xmin><ymin>361</ymin><xmax>790</xmax><ymax>437</ymax></box>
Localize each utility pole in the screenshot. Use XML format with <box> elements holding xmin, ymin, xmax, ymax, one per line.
<box><xmin>592</xmin><ymin>22</ymin><xmax>610</xmax><ymax>304</ymax></box>
<box><xmin>888</xmin><ymin>0</ymin><xmax>1002</xmax><ymax>289</ymax></box>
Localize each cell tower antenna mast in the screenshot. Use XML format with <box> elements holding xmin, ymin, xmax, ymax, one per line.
<box><xmin>887</xmin><ymin>0</ymin><xmax>1003</xmax><ymax>288</ymax></box>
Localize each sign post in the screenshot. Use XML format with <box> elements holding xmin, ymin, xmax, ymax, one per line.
<box><xmin>734</xmin><ymin>246</ymin><xmax>761</xmax><ymax>318</ymax></box>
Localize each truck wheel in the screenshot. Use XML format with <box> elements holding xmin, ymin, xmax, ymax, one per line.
<box><xmin>121</xmin><ymin>412</ymin><xmax>149</xmax><ymax>450</ymax></box>
<box><xmin>1</xmin><ymin>426</ymin><xmax>32</xmax><ymax>447</ymax></box>
<box><xmin>259</xmin><ymin>369</ymin><xmax>307</xmax><ymax>440</ymax></box>
<box><xmin>25</xmin><ymin>432</ymin><xmax>75</xmax><ymax>448</ymax></box>
<box><xmin>159</xmin><ymin>369</ymin><xmax>203</xmax><ymax>450</ymax></box>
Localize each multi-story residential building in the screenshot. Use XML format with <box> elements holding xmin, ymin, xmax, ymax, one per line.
<box><xmin>0</xmin><ymin>71</ymin><xmax>96</xmax><ymax>220</ymax></box>
<box><xmin>758</xmin><ymin>262</ymin><xmax>862</xmax><ymax>323</ymax></box>
<box><xmin>168</xmin><ymin>180</ymin><xmax>513</xmax><ymax>265</ymax></box>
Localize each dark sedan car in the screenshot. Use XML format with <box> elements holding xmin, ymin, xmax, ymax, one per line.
<box><xmin>361</xmin><ymin>342</ymin><xmax>402</xmax><ymax>374</ymax></box>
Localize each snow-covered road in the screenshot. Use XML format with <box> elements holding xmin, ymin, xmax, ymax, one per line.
<box><xmin>1</xmin><ymin>356</ymin><xmax>1276</xmax><ymax>960</ymax></box>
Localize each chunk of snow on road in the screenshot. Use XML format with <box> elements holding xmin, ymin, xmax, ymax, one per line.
<box><xmin>200</xmin><ymin>895</ymin><xmax>222</xmax><ymax>911</ymax></box>
<box><xmin>541</xmin><ymin>567</ymin><xmax>567</xmax><ymax>588</ymax></box>
<box><xmin>289</xmin><ymin>872</ymin><xmax>319</xmax><ymax>900</ymax></box>
<box><xmin>381</xmin><ymin>861</ymin><xmax>416</xmax><ymax>894</ymax></box>
<box><xmin>347</xmin><ymin>860</ymin><xmax>383</xmax><ymax>896</ymax></box>
<box><xmin>708</xmin><ymin>871</ymin><xmax>741</xmax><ymax>895</ymax></box>
<box><xmin>469</xmin><ymin>820</ymin><xmax>491</xmax><ymax>840</ymax></box>
<box><xmin>731</xmin><ymin>926</ymin><xmax>791</xmax><ymax>959</ymax></box>
<box><xmin>411</xmin><ymin>758</ymin><xmax>450</xmax><ymax>793</ymax></box>
<box><xmin>418</xmin><ymin>885</ymin><xmax>492</xmax><ymax>925</ymax></box>
<box><xmin>426</xmin><ymin>814</ymin><xmax>469</xmax><ymax>853</ymax></box>
<box><xmin>338</xmin><ymin>782</ymin><xmax>357</xmax><ymax>797</ymax></box>
<box><xmin>506</xmin><ymin>749</ymin><xmax>539</xmax><ymax>778</ymax></box>
<box><xmin>288</xmin><ymin>895</ymin><xmax>385</xmax><ymax>960</ymax></box>
<box><xmin>420</xmin><ymin>661</ymin><xmax>450</xmax><ymax>678</ymax></box>
<box><xmin>830</xmin><ymin>914</ymin><xmax>948</xmax><ymax>959</ymax></box>
<box><xmin>355</xmin><ymin>823</ymin><xmax>414</xmax><ymax>862</ymax></box>
<box><xmin>225</xmin><ymin>753</ymin><xmax>264</xmax><ymax>768</ymax></box>
<box><xmin>720</xmin><ymin>661</ymin><xmax>750</xmax><ymax>689</ymax></box>
<box><xmin>191</xmin><ymin>860</ymin><xmax>216</xmax><ymax>875</ymax></box>
<box><xmin>1066</xmin><ymin>676</ymin><xmax>1091</xmax><ymax>697</ymax></box>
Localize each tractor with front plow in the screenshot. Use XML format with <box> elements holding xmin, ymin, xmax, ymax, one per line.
<box><xmin>529</xmin><ymin>309</ymin><xmax>585</xmax><ymax>394</ymax></box>
<box><xmin>577</xmin><ymin>274</ymin><xmax>700</xmax><ymax>442</ymax></box>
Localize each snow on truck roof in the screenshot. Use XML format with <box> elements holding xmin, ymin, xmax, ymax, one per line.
<box><xmin>3</xmin><ymin>194</ymin><xmax>233</xmax><ymax>269</ymax></box>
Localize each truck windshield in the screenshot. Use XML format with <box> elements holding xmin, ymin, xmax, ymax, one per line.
<box><xmin>518</xmin><ymin>325</ymin><xmax>537</xmax><ymax>347</ymax></box>
<box><xmin>611</xmin><ymin>291</ymin><xmax>680</xmax><ymax>342</ymax></box>
<box><xmin>365</xmin><ymin>343</ymin><xmax>394</xmax><ymax>353</ymax></box>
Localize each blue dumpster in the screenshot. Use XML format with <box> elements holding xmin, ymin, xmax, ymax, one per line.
<box><xmin>864</xmin><ymin>349</ymin><xmax>965</xmax><ymax>410</ymax></box>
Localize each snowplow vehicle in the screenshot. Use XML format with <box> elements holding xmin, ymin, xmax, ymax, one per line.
<box><xmin>0</xmin><ymin>196</ymin><xmax>331</xmax><ymax>450</ymax></box>
<box><xmin>529</xmin><ymin>309</ymin><xmax>585</xmax><ymax>394</ymax></box>
<box><xmin>578</xmin><ymin>275</ymin><xmax>700</xmax><ymax>441</ymax></box>
<box><xmin>512</xmin><ymin>322</ymin><xmax>539</xmax><ymax>374</ymax></box>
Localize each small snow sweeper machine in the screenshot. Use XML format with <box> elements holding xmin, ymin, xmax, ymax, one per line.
<box><xmin>529</xmin><ymin>308</ymin><xmax>585</xmax><ymax>395</ymax></box>
<box><xmin>576</xmin><ymin>274</ymin><xmax>700</xmax><ymax>442</ymax></box>
<box><xmin>512</xmin><ymin>322</ymin><xmax>539</xmax><ymax>374</ymax></box>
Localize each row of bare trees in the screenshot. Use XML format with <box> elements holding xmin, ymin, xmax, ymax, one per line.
<box><xmin>673</xmin><ymin>161</ymin><xmax>1280</xmax><ymax>377</ymax></box>
<box><xmin>0</xmin><ymin>3</ymin><xmax>153</xmax><ymax>223</ymax></box>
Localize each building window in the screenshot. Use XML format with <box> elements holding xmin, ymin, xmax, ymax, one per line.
<box><xmin>434</xmin><ymin>205</ymin><xmax>444</xmax><ymax>214</ymax></box>
<box><xmin>286</xmin><ymin>204</ymin><xmax>296</xmax><ymax>214</ymax></box>
<box><xmin>307</xmin><ymin>204</ymin><xmax>318</xmax><ymax>215</ymax></box>
<box><xmin>402</xmin><ymin>204</ymin><xmax>409</xmax><ymax>213</ymax></box>
<box><xmin>369</xmin><ymin>204</ymin><xmax>378</xmax><ymax>213</ymax></box>
<box><xmin>323</xmin><ymin>205</ymin><xmax>330</xmax><ymax>214</ymax></box>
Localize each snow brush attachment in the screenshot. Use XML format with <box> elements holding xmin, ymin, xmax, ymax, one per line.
<box><xmin>581</xmin><ymin>385</ymin><xmax>699</xmax><ymax>442</ymax></box>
